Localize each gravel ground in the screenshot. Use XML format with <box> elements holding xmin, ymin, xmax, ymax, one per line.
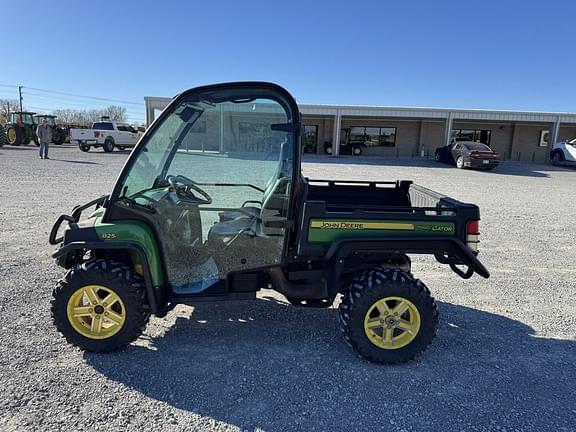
<box><xmin>0</xmin><ymin>144</ymin><xmax>575</xmax><ymax>432</ymax></box>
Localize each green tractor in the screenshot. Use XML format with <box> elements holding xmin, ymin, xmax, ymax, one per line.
<box><xmin>34</xmin><ymin>114</ymin><xmax>66</xmax><ymax>145</ymax></box>
<box><xmin>49</xmin><ymin>82</ymin><xmax>489</xmax><ymax>364</ymax></box>
<box><xmin>5</xmin><ymin>112</ymin><xmax>38</xmax><ymax>146</ymax></box>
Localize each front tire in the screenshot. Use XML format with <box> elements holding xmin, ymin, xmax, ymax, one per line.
<box><xmin>51</xmin><ymin>259</ymin><xmax>150</xmax><ymax>352</ymax></box>
<box><xmin>79</xmin><ymin>144</ymin><xmax>90</xmax><ymax>152</ymax></box>
<box><xmin>552</xmin><ymin>151</ymin><xmax>564</xmax><ymax>165</ymax></box>
<box><xmin>339</xmin><ymin>268</ymin><xmax>438</xmax><ymax>364</ymax></box>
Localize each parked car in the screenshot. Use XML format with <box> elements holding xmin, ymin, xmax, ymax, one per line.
<box><xmin>435</xmin><ymin>140</ymin><xmax>500</xmax><ymax>170</ymax></box>
<box><xmin>550</xmin><ymin>138</ymin><xmax>576</xmax><ymax>164</ymax></box>
<box><xmin>70</xmin><ymin>119</ymin><xmax>139</xmax><ymax>152</ymax></box>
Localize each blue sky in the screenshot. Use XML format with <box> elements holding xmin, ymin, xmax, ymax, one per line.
<box><xmin>1</xmin><ymin>0</ymin><xmax>575</xmax><ymax>122</ymax></box>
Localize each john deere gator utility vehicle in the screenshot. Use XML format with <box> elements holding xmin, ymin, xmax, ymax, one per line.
<box><xmin>34</xmin><ymin>114</ymin><xmax>66</xmax><ymax>145</ymax></box>
<box><xmin>49</xmin><ymin>82</ymin><xmax>489</xmax><ymax>363</ymax></box>
<box><xmin>5</xmin><ymin>111</ymin><xmax>37</xmax><ymax>146</ymax></box>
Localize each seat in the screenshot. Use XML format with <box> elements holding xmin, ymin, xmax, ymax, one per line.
<box><xmin>208</xmin><ymin>141</ymin><xmax>292</xmax><ymax>243</ymax></box>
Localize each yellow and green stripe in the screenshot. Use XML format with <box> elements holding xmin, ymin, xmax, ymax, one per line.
<box><xmin>308</xmin><ymin>219</ymin><xmax>455</xmax><ymax>243</ymax></box>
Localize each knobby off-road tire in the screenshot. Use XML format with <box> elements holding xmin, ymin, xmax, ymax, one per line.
<box><xmin>339</xmin><ymin>267</ymin><xmax>438</xmax><ymax>364</ymax></box>
<box><xmin>51</xmin><ymin>259</ymin><xmax>150</xmax><ymax>352</ymax></box>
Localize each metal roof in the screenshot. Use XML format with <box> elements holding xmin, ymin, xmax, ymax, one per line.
<box><xmin>144</xmin><ymin>97</ymin><xmax>576</xmax><ymax>124</ymax></box>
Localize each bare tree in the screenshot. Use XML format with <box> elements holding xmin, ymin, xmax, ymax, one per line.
<box><xmin>0</xmin><ymin>99</ymin><xmax>22</xmax><ymax>123</ymax></box>
<box><xmin>50</xmin><ymin>105</ymin><xmax>128</xmax><ymax>126</ymax></box>
<box><xmin>100</xmin><ymin>105</ymin><xmax>127</xmax><ymax>122</ymax></box>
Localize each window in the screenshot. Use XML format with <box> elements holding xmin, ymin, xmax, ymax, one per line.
<box><xmin>302</xmin><ymin>125</ymin><xmax>318</xmax><ymax>153</ymax></box>
<box><xmin>539</xmin><ymin>130</ymin><xmax>549</xmax><ymax>147</ymax></box>
<box><xmin>92</xmin><ymin>122</ymin><xmax>114</xmax><ymax>130</ymax></box>
<box><xmin>452</xmin><ymin>129</ymin><xmax>491</xmax><ymax>145</ymax></box>
<box><xmin>345</xmin><ymin>126</ymin><xmax>397</xmax><ymax>147</ymax></box>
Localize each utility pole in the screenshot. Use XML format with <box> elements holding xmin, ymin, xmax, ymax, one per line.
<box><xmin>18</xmin><ymin>86</ymin><xmax>23</xmax><ymax>113</ymax></box>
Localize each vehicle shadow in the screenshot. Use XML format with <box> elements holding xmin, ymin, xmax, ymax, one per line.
<box><xmin>50</xmin><ymin>159</ymin><xmax>99</xmax><ymax>165</ymax></box>
<box><xmin>303</xmin><ymin>155</ymin><xmax>575</xmax><ymax>178</ymax></box>
<box><xmin>85</xmin><ymin>297</ymin><xmax>575</xmax><ymax>431</ymax></box>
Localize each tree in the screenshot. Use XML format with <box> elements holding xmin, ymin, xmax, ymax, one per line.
<box><xmin>0</xmin><ymin>99</ymin><xmax>21</xmax><ymax>123</ymax></box>
<box><xmin>49</xmin><ymin>105</ymin><xmax>128</xmax><ymax>126</ymax></box>
<box><xmin>100</xmin><ymin>105</ymin><xmax>127</xmax><ymax>122</ymax></box>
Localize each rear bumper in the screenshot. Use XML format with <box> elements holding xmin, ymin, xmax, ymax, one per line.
<box><xmin>465</xmin><ymin>158</ymin><xmax>499</xmax><ymax>168</ymax></box>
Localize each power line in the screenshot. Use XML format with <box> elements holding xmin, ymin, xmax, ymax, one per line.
<box><xmin>24</xmin><ymin>86</ymin><xmax>144</xmax><ymax>106</ymax></box>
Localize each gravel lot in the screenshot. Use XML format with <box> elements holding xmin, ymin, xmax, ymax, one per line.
<box><xmin>0</xmin><ymin>144</ymin><xmax>575</xmax><ymax>432</ymax></box>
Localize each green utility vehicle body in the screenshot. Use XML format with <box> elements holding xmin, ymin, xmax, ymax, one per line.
<box><xmin>49</xmin><ymin>82</ymin><xmax>489</xmax><ymax>363</ymax></box>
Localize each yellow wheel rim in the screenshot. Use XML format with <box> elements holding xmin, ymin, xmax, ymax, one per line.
<box><xmin>66</xmin><ymin>285</ymin><xmax>126</xmax><ymax>340</ymax></box>
<box><xmin>364</xmin><ymin>296</ymin><xmax>421</xmax><ymax>350</ymax></box>
<box><xmin>7</xmin><ymin>128</ymin><xmax>16</xmax><ymax>142</ymax></box>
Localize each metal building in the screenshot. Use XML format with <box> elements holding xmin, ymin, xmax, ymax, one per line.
<box><xmin>145</xmin><ymin>96</ymin><xmax>576</xmax><ymax>163</ymax></box>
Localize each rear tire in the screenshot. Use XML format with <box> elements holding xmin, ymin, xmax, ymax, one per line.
<box><xmin>103</xmin><ymin>138</ymin><xmax>114</xmax><ymax>153</ymax></box>
<box><xmin>456</xmin><ymin>156</ymin><xmax>465</xmax><ymax>169</ymax></box>
<box><xmin>51</xmin><ymin>259</ymin><xmax>150</xmax><ymax>352</ymax></box>
<box><xmin>339</xmin><ymin>268</ymin><xmax>438</xmax><ymax>364</ymax></box>
<box><xmin>6</xmin><ymin>125</ymin><xmax>22</xmax><ymax>146</ymax></box>
<box><xmin>0</xmin><ymin>125</ymin><xmax>6</xmax><ymax>147</ymax></box>
<box><xmin>434</xmin><ymin>151</ymin><xmax>441</xmax><ymax>162</ymax></box>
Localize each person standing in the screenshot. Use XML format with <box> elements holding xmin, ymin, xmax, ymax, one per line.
<box><xmin>37</xmin><ymin>118</ymin><xmax>52</xmax><ymax>159</ymax></box>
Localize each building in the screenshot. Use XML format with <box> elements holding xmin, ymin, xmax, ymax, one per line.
<box><xmin>144</xmin><ymin>96</ymin><xmax>576</xmax><ymax>163</ymax></box>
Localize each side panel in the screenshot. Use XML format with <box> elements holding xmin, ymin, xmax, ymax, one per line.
<box><xmin>308</xmin><ymin>219</ymin><xmax>455</xmax><ymax>244</ymax></box>
<box><xmin>93</xmin><ymin>217</ymin><xmax>164</xmax><ymax>286</ymax></box>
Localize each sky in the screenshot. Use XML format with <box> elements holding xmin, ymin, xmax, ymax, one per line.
<box><xmin>1</xmin><ymin>0</ymin><xmax>575</xmax><ymax>123</ymax></box>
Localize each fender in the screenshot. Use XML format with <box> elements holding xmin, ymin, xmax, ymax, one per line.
<box><xmin>51</xmin><ymin>212</ymin><xmax>168</xmax><ymax>315</ymax></box>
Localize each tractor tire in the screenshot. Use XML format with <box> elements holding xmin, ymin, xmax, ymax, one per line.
<box><xmin>339</xmin><ymin>267</ymin><xmax>438</xmax><ymax>364</ymax></box>
<box><xmin>456</xmin><ymin>156</ymin><xmax>465</xmax><ymax>169</ymax></box>
<box><xmin>434</xmin><ymin>151</ymin><xmax>441</xmax><ymax>162</ymax></box>
<box><xmin>0</xmin><ymin>125</ymin><xmax>5</xmax><ymax>147</ymax></box>
<box><xmin>79</xmin><ymin>144</ymin><xmax>90</xmax><ymax>152</ymax></box>
<box><xmin>6</xmin><ymin>125</ymin><xmax>22</xmax><ymax>146</ymax></box>
<box><xmin>103</xmin><ymin>138</ymin><xmax>114</xmax><ymax>153</ymax></box>
<box><xmin>51</xmin><ymin>259</ymin><xmax>150</xmax><ymax>352</ymax></box>
<box><xmin>53</xmin><ymin>129</ymin><xmax>65</xmax><ymax>145</ymax></box>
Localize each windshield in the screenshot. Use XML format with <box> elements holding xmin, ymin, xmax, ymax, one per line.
<box><xmin>36</xmin><ymin>116</ymin><xmax>56</xmax><ymax>126</ymax></box>
<box><xmin>117</xmin><ymin>90</ymin><xmax>294</xmax><ymax>209</ymax></box>
<box><xmin>463</xmin><ymin>143</ymin><xmax>491</xmax><ymax>151</ymax></box>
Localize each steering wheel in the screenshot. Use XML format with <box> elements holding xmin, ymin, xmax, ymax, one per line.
<box><xmin>167</xmin><ymin>175</ymin><xmax>212</xmax><ymax>205</ymax></box>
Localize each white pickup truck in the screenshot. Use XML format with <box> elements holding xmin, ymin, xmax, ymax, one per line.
<box><xmin>70</xmin><ymin>120</ymin><xmax>140</xmax><ymax>152</ymax></box>
<box><xmin>551</xmin><ymin>138</ymin><xmax>576</xmax><ymax>164</ymax></box>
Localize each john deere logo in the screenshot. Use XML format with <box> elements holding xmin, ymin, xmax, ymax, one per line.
<box><xmin>319</xmin><ymin>221</ymin><xmax>365</xmax><ymax>229</ymax></box>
